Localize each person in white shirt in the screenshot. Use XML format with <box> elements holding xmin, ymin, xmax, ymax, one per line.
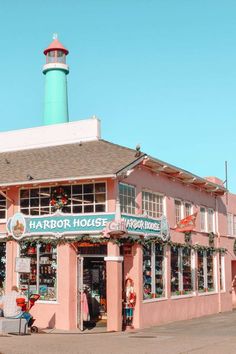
<box><xmin>0</xmin><ymin>285</ymin><xmax>27</xmax><ymax>318</ymax></box>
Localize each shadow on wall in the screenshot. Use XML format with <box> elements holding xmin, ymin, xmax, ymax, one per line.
<box><xmin>47</xmin><ymin>313</ymin><xmax>56</xmax><ymax>328</ymax></box>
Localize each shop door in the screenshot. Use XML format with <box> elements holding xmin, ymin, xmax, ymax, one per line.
<box><xmin>77</xmin><ymin>257</ymin><xmax>84</xmax><ymax>331</ymax></box>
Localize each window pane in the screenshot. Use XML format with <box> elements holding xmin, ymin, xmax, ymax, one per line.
<box><xmin>95</xmin><ymin>183</ymin><xmax>106</xmax><ymax>193</ymax></box>
<box><xmin>84</xmin><ymin>184</ymin><xmax>94</xmax><ymax>194</ymax></box>
<box><xmin>72</xmin><ymin>185</ymin><xmax>82</xmax><ymax>195</ymax></box>
<box><xmin>171</xmin><ymin>247</ymin><xmax>179</xmax><ymax>294</ymax></box>
<box><xmin>143</xmin><ymin>245</ymin><xmax>152</xmax><ymax>300</ymax></box>
<box><xmin>19</xmin><ymin>243</ymin><xmax>37</xmax><ymax>297</ymax></box>
<box><xmin>119</xmin><ymin>184</ymin><xmax>136</xmax><ymax>215</ymax></box>
<box><xmin>207</xmin><ymin>250</ymin><xmax>214</xmax><ymax>292</ymax></box>
<box><xmin>20</xmin><ymin>190</ymin><xmax>29</xmax><ymax>198</ymax></box>
<box><xmin>182</xmin><ymin>248</ymin><xmax>193</xmax><ymax>293</ymax></box>
<box><xmin>95</xmin><ymin>204</ymin><xmax>105</xmax><ymax>212</ymax></box>
<box><xmin>31</xmin><ymin>189</ymin><xmax>39</xmax><ymax>198</ymax></box>
<box><xmin>175</xmin><ymin>200</ymin><xmax>182</xmax><ymax>224</ymax></box>
<box><xmin>84</xmin><ymin>205</ymin><xmax>94</xmax><ymax>213</ymax></box>
<box><xmin>155</xmin><ymin>244</ymin><xmax>165</xmax><ymax>298</ymax></box>
<box><xmin>73</xmin><ymin>205</ymin><xmax>82</xmax><ymax>213</ymax></box>
<box><xmin>0</xmin><ymin>243</ymin><xmax>6</xmax><ymax>295</ymax></box>
<box><xmin>39</xmin><ymin>243</ymin><xmax>57</xmax><ymax>301</ymax></box>
<box><xmin>197</xmin><ymin>250</ymin><xmax>205</xmax><ymax>292</ymax></box>
<box><xmin>200</xmin><ymin>207</ymin><xmax>206</xmax><ymax>231</ymax></box>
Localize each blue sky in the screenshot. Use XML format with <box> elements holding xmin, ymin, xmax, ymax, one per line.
<box><xmin>0</xmin><ymin>1</ymin><xmax>235</xmax><ymax>191</ymax></box>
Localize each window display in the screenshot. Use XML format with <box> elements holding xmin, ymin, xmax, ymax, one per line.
<box><xmin>19</xmin><ymin>242</ymin><xmax>57</xmax><ymax>301</ymax></box>
<box><xmin>155</xmin><ymin>244</ymin><xmax>165</xmax><ymax>297</ymax></box>
<box><xmin>171</xmin><ymin>246</ymin><xmax>194</xmax><ymax>296</ymax></box>
<box><xmin>197</xmin><ymin>250</ymin><xmax>215</xmax><ymax>293</ymax></box>
<box><xmin>143</xmin><ymin>243</ymin><xmax>166</xmax><ymax>300</ymax></box>
<box><xmin>206</xmin><ymin>250</ymin><xmax>214</xmax><ymax>292</ymax></box>
<box><xmin>197</xmin><ymin>250</ymin><xmax>205</xmax><ymax>292</ymax></box>
<box><xmin>143</xmin><ymin>245</ymin><xmax>152</xmax><ymax>300</ymax></box>
<box><xmin>0</xmin><ymin>242</ymin><xmax>6</xmax><ymax>296</ymax></box>
<box><xmin>182</xmin><ymin>248</ymin><xmax>192</xmax><ymax>293</ymax></box>
<box><xmin>171</xmin><ymin>247</ymin><xmax>179</xmax><ymax>294</ymax></box>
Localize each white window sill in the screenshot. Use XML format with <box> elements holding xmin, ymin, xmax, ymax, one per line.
<box><xmin>0</xmin><ymin>219</ymin><xmax>6</xmax><ymax>224</ymax></box>
<box><xmin>37</xmin><ymin>300</ymin><xmax>58</xmax><ymax>305</ymax></box>
<box><xmin>143</xmin><ymin>297</ymin><xmax>167</xmax><ymax>304</ymax></box>
<box><xmin>198</xmin><ymin>291</ymin><xmax>217</xmax><ymax>296</ymax></box>
<box><xmin>171</xmin><ymin>293</ymin><xmax>195</xmax><ymax>300</ymax></box>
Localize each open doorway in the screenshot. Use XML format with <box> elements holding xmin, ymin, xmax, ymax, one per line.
<box><xmin>77</xmin><ymin>256</ymin><xmax>107</xmax><ymax>331</ymax></box>
<box><xmin>232</xmin><ymin>261</ymin><xmax>236</xmax><ymax>309</ymax></box>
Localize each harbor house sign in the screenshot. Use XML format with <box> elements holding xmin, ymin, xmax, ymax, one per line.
<box><xmin>7</xmin><ymin>212</ymin><xmax>170</xmax><ymax>241</ymax></box>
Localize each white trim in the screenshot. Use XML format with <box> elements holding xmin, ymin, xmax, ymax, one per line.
<box><xmin>43</xmin><ymin>63</ymin><xmax>69</xmax><ymax>73</ymax></box>
<box><xmin>171</xmin><ymin>294</ymin><xmax>195</xmax><ymax>300</ymax></box>
<box><xmin>104</xmin><ymin>256</ymin><xmax>123</xmax><ymax>262</ymax></box>
<box><xmin>1</xmin><ymin>175</ymin><xmax>115</xmax><ymax>188</ymax></box>
<box><xmin>142</xmin><ymin>297</ymin><xmax>168</xmax><ymax>304</ymax></box>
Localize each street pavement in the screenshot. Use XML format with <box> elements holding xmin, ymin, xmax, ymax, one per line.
<box><xmin>1</xmin><ymin>311</ymin><xmax>236</xmax><ymax>354</ymax></box>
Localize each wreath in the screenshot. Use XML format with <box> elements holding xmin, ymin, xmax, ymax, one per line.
<box><xmin>50</xmin><ymin>187</ymin><xmax>68</xmax><ymax>210</ymax></box>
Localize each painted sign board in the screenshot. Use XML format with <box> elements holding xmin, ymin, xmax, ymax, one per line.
<box><xmin>15</xmin><ymin>257</ymin><xmax>31</xmax><ymax>273</ymax></box>
<box><xmin>7</xmin><ymin>211</ymin><xmax>170</xmax><ymax>241</ymax></box>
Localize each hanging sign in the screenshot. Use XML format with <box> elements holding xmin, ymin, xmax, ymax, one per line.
<box><xmin>15</xmin><ymin>257</ymin><xmax>31</xmax><ymax>273</ymax></box>
<box><xmin>7</xmin><ymin>212</ymin><xmax>170</xmax><ymax>241</ymax></box>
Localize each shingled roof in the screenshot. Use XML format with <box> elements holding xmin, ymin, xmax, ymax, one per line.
<box><xmin>0</xmin><ymin>139</ymin><xmax>142</xmax><ymax>186</ymax></box>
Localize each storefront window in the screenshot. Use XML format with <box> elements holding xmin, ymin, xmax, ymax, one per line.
<box><xmin>142</xmin><ymin>191</ymin><xmax>164</xmax><ymax>218</ymax></box>
<box><xmin>171</xmin><ymin>247</ymin><xmax>179</xmax><ymax>295</ymax></box>
<box><xmin>143</xmin><ymin>244</ymin><xmax>152</xmax><ymax>300</ymax></box>
<box><xmin>197</xmin><ymin>250</ymin><xmax>215</xmax><ymax>293</ymax></box>
<box><xmin>197</xmin><ymin>250</ymin><xmax>205</xmax><ymax>292</ymax></box>
<box><xmin>0</xmin><ymin>242</ymin><xmax>6</xmax><ymax>296</ymax></box>
<box><xmin>19</xmin><ymin>242</ymin><xmax>57</xmax><ymax>301</ymax></box>
<box><xmin>206</xmin><ymin>250</ymin><xmax>214</xmax><ymax>292</ymax></box>
<box><xmin>119</xmin><ymin>183</ymin><xmax>136</xmax><ymax>215</ymax></box>
<box><xmin>143</xmin><ymin>243</ymin><xmax>165</xmax><ymax>300</ymax></box>
<box><xmin>182</xmin><ymin>248</ymin><xmax>193</xmax><ymax>293</ymax></box>
<box><xmin>171</xmin><ymin>246</ymin><xmax>194</xmax><ymax>296</ymax></box>
<box><xmin>20</xmin><ymin>183</ymin><xmax>106</xmax><ymax>215</ymax></box>
<box><xmin>155</xmin><ymin>244</ymin><xmax>165</xmax><ymax>297</ymax></box>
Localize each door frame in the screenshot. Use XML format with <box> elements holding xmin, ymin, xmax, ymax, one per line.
<box><xmin>77</xmin><ymin>254</ymin><xmax>106</xmax><ymax>331</ymax></box>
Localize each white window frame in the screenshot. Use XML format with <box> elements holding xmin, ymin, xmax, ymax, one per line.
<box><xmin>184</xmin><ymin>202</ymin><xmax>193</xmax><ymax>217</ymax></box>
<box><xmin>18</xmin><ymin>242</ymin><xmax>58</xmax><ymax>302</ymax></box>
<box><xmin>174</xmin><ymin>199</ymin><xmax>183</xmax><ymax>225</ymax></box>
<box><xmin>171</xmin><ymin>247</ymin><xmax>195</xmax><ymax>297</ymax></box>
<box><xmin>197</xmin><ymin>250</ymin><xmax>216</xmax><ymax>294</ymax></box>
<box><xmin>143</xmin><ymin>243</ymin><xmax>167</xmax><ymax>302</ymax></box>
<box><xmin>19</xmin><ymin>182</ymin><xmax>107</xmax><ymax>216</ymax></box>
<box><xmin>119</xmin><ymin>183</ymin><xmax>136</xmax><ymax>215</ymax></box>
<box><xmin>142</xmin><ymin>190</ymin><xmax>165</xmax><ymax>218</ymax></box>
<box><xmin>0</xmin><ymin>191</ymin><xmax>7</xmax><ymax>223</ymax></box>
<box><xmin>200</xmin><ymin>206</ymin><xmax>215</xmax><ymax>233</ymax></box>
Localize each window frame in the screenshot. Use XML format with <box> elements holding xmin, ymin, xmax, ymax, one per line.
<box><xmin>19</xmin><ymin>181</ymin><xmax>107</xmax><ymax>216</ymax></box>
<box><xmin>197</xmin><ymin>250</ymin><xmax>216</xmax><ymax>293</ymax></box>
<box><xmin>142</xmin><ymin>190</ymin><xmax>165</xmax><ymax>218</ymax></box>
<box><xmin>171</xmin><ymin>246</ymin><xmax>195</xmax><ymax>297</ymax></box>
<box><xmin>18</xmin><ymin>242</ymin><xmax>58</xmax><ymax>302</ymax></box>
<box><xmin>119</xmin><ymin>182</ymin><xmax>136</xmax><ymax>215</ymax></box>
<box><xmin>143</xmin><ymin>243</ymin><xmax>167</xmax><ymax>302</ymax></box>
<box><xmin>0</xmin><ymin>191</ymin><xmax>7</xmax><ymax>222</ymax></box>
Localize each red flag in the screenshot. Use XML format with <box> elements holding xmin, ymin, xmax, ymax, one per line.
<box><xmin>175</xmin><ymin>212</ymin><xmax>197</xmax><ymax>232</ymax></box>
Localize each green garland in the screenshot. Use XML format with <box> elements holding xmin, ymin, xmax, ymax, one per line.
<box><xmin>2</xmin><ymin>234</ymin><xmax>227</xmax><ymax>255</ymax></box>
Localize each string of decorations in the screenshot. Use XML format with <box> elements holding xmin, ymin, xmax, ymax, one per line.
<box><xmin>12</xmin><ymin>234</ymin><xmax>227</xmax><ymax>254</ymax></box>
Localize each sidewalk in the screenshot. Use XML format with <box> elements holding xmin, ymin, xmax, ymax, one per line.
<box><xmin>1</xmin><ymin>311</ymin><xmax>236</xmax><ymax>354</ymax></box>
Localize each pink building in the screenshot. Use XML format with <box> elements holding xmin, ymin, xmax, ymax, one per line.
<box><xmin>0</xmin><ymin>39</ymin><xmax>235</xmax><ymax>332</ymax></box>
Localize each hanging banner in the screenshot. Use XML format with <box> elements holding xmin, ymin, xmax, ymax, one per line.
<box><xmin>7</xmin><ymin>212</ymin><xmax>170</xmax><ymax>241</ymax></box>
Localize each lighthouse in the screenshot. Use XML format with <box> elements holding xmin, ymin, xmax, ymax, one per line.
<box><xmin>43</xmin><ymin>35</ymin><xmax>69</xmax><ymax>125</ymax></box>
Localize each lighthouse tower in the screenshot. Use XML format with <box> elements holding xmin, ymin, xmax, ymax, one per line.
<box><xmin>43</xmin><ymin>35</ymin><xmax>69</xmax><ymax>125</ymax></box>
